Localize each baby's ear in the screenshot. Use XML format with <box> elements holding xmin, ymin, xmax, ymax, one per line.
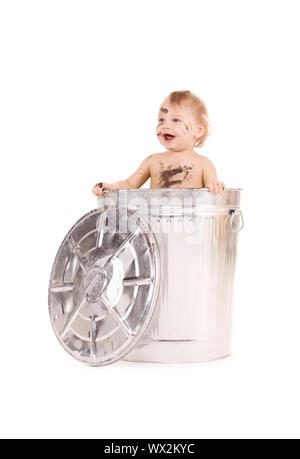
<box><xmin>195</xmin><ymin>123</ymin><xmax>206</xmax><ymax>138</ymax></box>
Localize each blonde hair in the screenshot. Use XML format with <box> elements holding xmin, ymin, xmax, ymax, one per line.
<box><xmin>167</xmin><ymin>90</ymin><xmax>211</xmax><ymax>147</ymax></box>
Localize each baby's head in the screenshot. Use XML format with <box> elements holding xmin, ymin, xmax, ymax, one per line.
<box><xmin>156</xmin><ymin>90</ymin><xmax>210</xmax><ymax>152</ymax></box>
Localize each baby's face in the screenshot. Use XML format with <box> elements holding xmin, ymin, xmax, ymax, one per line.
<box><xmin>156</xmin><ymin>98</ymin><xmax>203</xmax><ymax>152</ymax></box>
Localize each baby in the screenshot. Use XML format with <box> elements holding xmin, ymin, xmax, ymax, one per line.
<box><xmin>92</xmin><ymin>90</ymin><xmax>225</xmax><ymax>196</ymax></box>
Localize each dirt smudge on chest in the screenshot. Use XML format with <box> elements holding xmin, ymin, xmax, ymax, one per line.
<box><xmin>158</xmin><ymin>163</ymin><xmax>193</xmax><ymax>187</ymax></box>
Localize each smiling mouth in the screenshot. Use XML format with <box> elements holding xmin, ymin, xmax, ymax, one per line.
<box><xmin>162</xmin><ymin>133</ymin><xmax>175</xmax><ymax>141</ymax></box>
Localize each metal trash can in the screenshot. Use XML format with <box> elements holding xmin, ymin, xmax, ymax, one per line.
<box><xmin>49</xmin><ymin>188</ymin><xmax>243</xmax><ymax>366</ymax></box>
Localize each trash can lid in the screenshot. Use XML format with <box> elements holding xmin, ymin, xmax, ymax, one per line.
<box><xmin>49</xmin><ymin>207</ymin><xmax>160</xmax><ymax>366</ymax></box>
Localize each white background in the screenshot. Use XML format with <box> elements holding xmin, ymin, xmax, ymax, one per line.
<box><xmin>0</xmin><ymin>0</ymin><xmax>299</xmax><ymax>439</ymax></box>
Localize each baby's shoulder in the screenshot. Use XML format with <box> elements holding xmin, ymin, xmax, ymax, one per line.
<box><xmin>142</xmin><ymin>152</ymin><xmax>161</xmax><ymax>162</ymax></box>
<box><xmin>145</xmin><ymin>152</ymin><xmax>166</xmax><ymax>164</ymax></box>
<box><xmin>148</xmin><ymin>152</ymin><xmax>164</xmax><ymax>158</ymax></box>
<box><xmin>193</xmin><ymin>152</ymin><xmax>214</xmax><ymax>166</ymax></box>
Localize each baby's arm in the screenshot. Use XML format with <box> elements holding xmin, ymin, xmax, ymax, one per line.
<box><xmin>202</xmin><ymin>157</ymin><xmax>225</xmax><ymax>194</ymax></box>
<box><xmin>92</xmin><ymin>155</ymin><xmax>152</xmax><ymax>196</ymax></box>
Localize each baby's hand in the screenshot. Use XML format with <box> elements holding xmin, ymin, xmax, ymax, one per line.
<box><xmin>92</xmin><ymin>182</ymin><xmax>111</xmax><ymax>197</ymax></box>
<box><xmin>206</xmin><ymin>182</ymin><xmax>225</xmax><ymax>194</ymax></box>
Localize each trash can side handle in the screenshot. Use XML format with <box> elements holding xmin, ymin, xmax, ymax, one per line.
<box><xmin>231</xmin><ymin>210</ymin><xmax>244</xmax><ymax>232</ymax></box>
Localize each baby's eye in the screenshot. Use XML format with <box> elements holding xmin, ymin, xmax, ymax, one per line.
<box><xmin>173</xmin><ymin>118</ymin><xmax>181</xmax><ymax>122</ymax></box>
<box><xmin>158</xmin><ymin>118</ymin><xmax>164</xmax><ymax>122</ymax></box>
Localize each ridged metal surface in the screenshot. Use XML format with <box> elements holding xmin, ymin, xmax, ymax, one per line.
<box><xmin>48</xmin><ymin>208</ymin><xmax>160</xmax><ymax>366</ymax></box>
<box><xmin>98</xmin><ymin>188</ymin><xmax>243</xmax><ymax>363</ymax></box>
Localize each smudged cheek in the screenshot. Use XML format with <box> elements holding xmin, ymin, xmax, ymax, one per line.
<box><xmin>156</xmin><ymin>124</ymin><xmax>163</xmax><ymax>136</ymax></box>
<box><xmin>180</xmin><ymin>125</ymin><xmax>188</xmax><ymax>134</ymax></box>
<box><xmin>173</xmin><ymin>125</ymin><xmax>190</xmax><ymax>138</ymax></box>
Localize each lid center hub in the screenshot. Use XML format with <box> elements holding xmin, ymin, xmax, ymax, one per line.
<box><xmin>84</xmin><ymin>267</ymin><xmax>108</xmax><ymax>303</ymax></box>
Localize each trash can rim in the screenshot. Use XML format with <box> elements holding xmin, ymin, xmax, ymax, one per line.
<box><xmin>100</xmin><ymin>187</ymin><xmax>244</xmax><ymax>192</ymax></box>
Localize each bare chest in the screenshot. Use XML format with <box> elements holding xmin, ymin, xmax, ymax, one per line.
<box><xmin>150</xmin><ymin>156</ymin><xmax>203</xmax><ymax>188</ymax></box>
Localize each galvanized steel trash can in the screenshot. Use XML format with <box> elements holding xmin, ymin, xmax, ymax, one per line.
<box><xmin>49</xmin><ymin>188</ymin><xmax>243</xmax><ymax>365</ymax></box>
